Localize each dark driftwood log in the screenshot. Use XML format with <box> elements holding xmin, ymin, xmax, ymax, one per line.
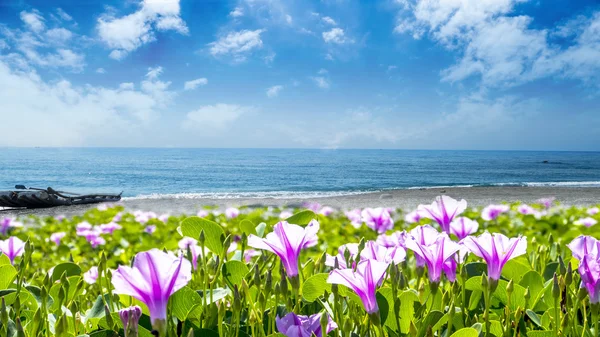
<box><xmin>0</xmin><ymin>188</ymin><xmax>121</xmax><ymax>209</ymax></box>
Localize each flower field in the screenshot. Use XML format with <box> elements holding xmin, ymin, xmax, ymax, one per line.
<box><xmin>1</xmin><ymin>197</ymin><xmax>600</xmax><ymax>337</ymax></box>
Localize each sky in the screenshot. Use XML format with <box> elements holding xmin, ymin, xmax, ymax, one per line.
<box><xmin>0</xmin><ymin>0</ymin><xmax>599</xmax><ymax>150</ymax></box>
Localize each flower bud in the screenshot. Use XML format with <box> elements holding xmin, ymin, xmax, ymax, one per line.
<box><xmin>552</xmin><ymin>273</ymin><xmax>560</xmax><ymax>299</ymax></box>
<box><xmin>15</xmin><ymin>317</ymin><xmax>25</xmax><ymax>337</ymax></box>
<box><xmin>506</xmin><ymin>279</ymin><xmax>514</xmax><ymax>295</ymax></box>
<box><xmin>558</xmin><ymin>256</ymin><xmax>567</xmax><ymax>276</ymax></box>
<box><xmin>199</xmin><ymin>230</ymin><xmax>206</xmax><ymax>246</ymax></box>
<box><xmin>265</xmin><ymin>270</ymin><xmax>273</xmax><ymax>294</ymax></box>
<box><xmin>119</xmin><ymin>305</ymin><xmax>142</xmax><ymax>337</ymax></box>
<box><xmin>566</xmin><ymin>263</ymin><xmax>573</xmax><ymax>286</ymax></box>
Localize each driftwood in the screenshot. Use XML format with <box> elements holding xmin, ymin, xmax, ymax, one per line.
<box><xmin>0</xmin><ymin>185</ymin><xmax>121</xmax><ymax>209</ymax></box>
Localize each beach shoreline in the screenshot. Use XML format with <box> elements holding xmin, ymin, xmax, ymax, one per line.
<box><xmin>1</xmin><ymin>186</ymin><xmax>599</xmax><ymax>217</ymax></box>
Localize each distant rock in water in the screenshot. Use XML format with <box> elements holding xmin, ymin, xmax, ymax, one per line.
<box><xmin>543</xmin><ymin>160</ymin><xmax>549</xmax><ymax>163</ymax></box>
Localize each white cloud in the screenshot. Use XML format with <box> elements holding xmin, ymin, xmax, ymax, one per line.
<box><xmin>183</xmin><ymin>104</ymin><xmax>252</xmax><ymax>129</ymax></box>
<box><xmin>45</xmin><ymin>28</ymin><xmax>73</xmax><ymax>44</ymax></box>
<box><xmin>325</xmin><ymin>53</ymin><xmax>334</xmax><ymax>61</ymax></box>
<box><xmin>266</xmin><ymin>85</ymin><xmax>283</xmax><ymax>97</ymax></box>
<box><xmin>387</xmin><ymin>65</ymin><xmax>397</xmax><ymax>71</ymax></box>
<box><xmin>318</xmin><ymin>68</ymin><xmax>328</xmax><ymax>74</ymax></box>
<box><xmin>230</xmin><ymin>7</ymin><xmax>244</xmax><ymax>17</ymax></box>
<box><xmin>0</xmin><ymin>60</ymin><xmax>174</xmax><ymax>146</ymax></box>
<box><xmin>97</xmin><ymin>0</ymin><xmax>188</xmax><ymax>60</ymax></box>
<box><xmin>322</xmin><ymin>28</ymin><xmax>353</xmax><ymax>44</ymax></box>
<box><xmin>20</xmin><ymin>10</ymin><xmax>45</xmax><ymax>33</ymax></box>
<box><xmin>119</xmin><ymin>82</ymin><xmax>135</xmax><ymax>90</ymax></box>
<box><xmin>96</xmin><ymin>67</ymin><xmax>106</xmax><ymax>74</ymax></box>
<box><xmin>285</xmin><ymin>14</ymin><xmax>293</xmax><ymax>24</ymax></box>
<box><xmin>264</xmin><ymin>52</ymin><xmax>276</xmax><ymax>64</ymax></box>
<box><xmin>311</xmin><ymin>76</ymin><xmax>330</xmax><ymax>89</ymax></box>
<box><xmin>184</xmin><ymin>78</ymin><xmax>208</xmax><ymax>90</ymax></box>
<box><xmin>56</xmin><ymin>8</ymin><xmax>73</xmax><ymax>22</ymax></box>
<box><xmin>146</xmin><ymin>66</ymin><xmax>163</xmax><ymax>79</ymax></box>
<box><xmin>322</xmin><ymin>16</ymin><xmax>337</xmax><ymax>25</ymax></box>
<box><xmin>208</xmin><ymin>29</ymin><xmax>265</xmax><ymax>61</ymax></box>
<box><xmin>0</xmin><ymin>40</ymin><xmax>8</xmax><ymax>50</ymax></box>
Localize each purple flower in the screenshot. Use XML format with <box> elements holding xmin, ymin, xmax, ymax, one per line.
<box><xmin>588</xmin><ymin>207</ymin><xmax>599</xmax><ymax>216</ymax></box>
<box><xmin>578</xmin><ymin>254</ymin><xmax>600</xmax><ymax>303</ymax></box>
<box><xmin>517</xmin><ymin>204</ymin><xmax>537</xmax><ymax>215</ymax></box>
<box><xmin>119</xmin><ymin>306</ymin><xmax>142</xmax><ymax>337</ymax></box>
<box><xmin>76</xmin><ymin>221</ymin><xmax>93</xmax><ymax>233</ymax></box>
<box><xmin>462</xmin><ymin>232</ymin><xmax>527</xmax><ymax>281</ymax></box>
<box><xmin>361</xmin><ymin>208</ymin><xmax>394</xmax><ymax>234</ymax></box>
<box><xmin>111</xmin><ymin>249</ymin><xmax>192</xmax><ymax>333</ymax></box>
<box><xmin>1</xmin><ymin>217</ymin><xmax>22</xmax><ymax>236</ymax></box>
<box><xmin>0</xmin><ymin>236</ymin><xmax>26</xmax><ymax>264</ymax></box>
<box><xmin>50</xmin><ymin>232</ymin><xmax>66</xmax><ymax>246</ymax></box>
<box><xmin>575</xmin><ymin>217</ymin><xmax>598</xmax><ymax>228</ymax></box>
<box><xmin>279</xmin><ymin>210</ymin><xmax>293</xmax><ymax>219</ymax></box>
<box><xmin>327</xmin><ymin>259</ymin><xmax>389</xmax><ymax>314</ymax></box>
<box><xmin>197</xmin><ymin>210</ymin><xmax>209</xmax><ymax>218</ymax></box>
<box><xmin>244</xmin><ymin>249</ymin><xmax>261</xmax><ymax>262</ymax></box>
<box><xmin>144</xmin><ymin>225</ymin><xmax>156</xmax><ymax>234</ymax></box>
<box><xmin>449</xmin><ymin>217</ymin><xmax>479</xmax><ymax>240</ymax></box>
<box><xmin>84</xmin><ymin>266</ymin><xmax>99</xmax><ymax>284</ymax></box>
<box><xmin>248</xmin><ymin>221</ymin><xmax>319</xmax><ymax>278</ymax></box>
<box><xmin>408</xmin><ymin>225</ymin><xmax>440</xmax><ymax>267</ymax></box>
<box><xmin>99</xmin><ymin>222</ymin><xmax>122</xmax><ymax>235</ymax></box>
<box><xmin>481</xmin><ymin>204</ymin><xmax>510</xmax><ymax>221</ymax></box>
<box><xmin>56</xmin><ymin>215</ymin><xmax>66</xmax><ymax>221</ymax></box>
<box><xmin>225</xmin><ymin>207</ymin><xmax>240</xmax><ymax>219</ymax></box>
<box><xmin>417</xmin><ymin>196</ymin><xmax>467</xmax><ymax>233</ymax></box>
<box><xmin>178</xmin><ymin>237</ymin><xmax>208</xmax><ymax>270</ymax></box>
<box><xmin>158</xmin><ymin>214</ymin><xmax>170</xmax><ymax>223</ymax></box>
<box><xmin>90</xmin><ymin>236</ymin><xmax>106</xmax><ymax>248</ymax></box>
<box><xmin>344</xmin><ymin>209</ymin><xmax>363</xmax><ymax>228</ymax></box>
<box><xmin>537</xmin><ymin>197</ymin><xmax>555</xmax><ymax>209</ymax></box>
<box><xmin>113</xmin><ymin>212</ymin><xmax>123</xmax><ymax>222</ymax></box>
<box><xmin>404</xmin><ymin>210</ymin><xmax>422</xmax><ymax>224</ymax></box>
<box><xmin>276</xmin><ymin>312</ymin><xmax>337</xmax><ymax>337</ymax></box>
<box><xmin>405</xmin><ymin>233</ymin><xmax>461</xmax><ymax>283</ymax></box>
<box><xmin>326</xmin><ymin>241</ymin><xmax>406</xmax><ymax>269</ymax></box>
<box><xmin>319</xmin><ymin>206</ymin><xmax>335</xmax><ymax>216</ymax></box>
<box><xmin>303</xmin><ymin>202</ymin><xmax>321</xmax><ymax>212</ymax></box>
<box><xmin>568</xmin><ymin>235</ymin><xmax>600</xmax><ymax>261</ymax></box>
<box><xmin>376</xmin><ymin>231</ymin><xmax>407</xmax><ymax>248</ymax></box>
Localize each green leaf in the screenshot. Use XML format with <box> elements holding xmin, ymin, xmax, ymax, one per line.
<box><xmin>198</xmin><ymin>288</ymin><xmax>231</xmax><ymax>304</ymax></box>
<box><xmin>240</xmin><ymin>219</ymin><xmax>257</xmax><ymax>236</ymax></box>
<box><xmin>51</xmin><ymin>262</ymin><xmax>81</xmax><ymax>282</ymax></box>
<box><xmin>0</xmin><ymin>264</ymin><xmax>17</xmax><ymax>289</ymax></box>
<box><xmin>222</xmin><ymin>261</ymin><xmax>249</xmax><ymax>287</ymax></box>
<box><xmin>526</xmin><ymin>309</ymin><xmax>542</xmax><ymax>327</ymax></box>
<box><xmin>0</xmin><ymin>254</ymin><xmax>11</xmax><ymax>266</ymax></box>
<box><xmin>527</xmin><ymin>331</ymin><xmax>555</xmax><ymax>337</ymax></box>
<box><xmin>302</xmin><ymin>273</ymin><xmax>329</xmax><ymax>303</ymax></box>
<box><xmin>85</xmin><ymin>295</ymin><xmax>108</xmax><ymax>319</ymax></box>
<box><xmin>285</xmin><ymin>210</ymin><xmax>317</xmax><ymax>225</ymax></box>
<box><xmin>519</xmin><ymin>270</ymin><xmax>544</xmax><ymax>308</ymax></box>
<box><xmin>449</xmin><ymin>328</ymin><xmax>479</xmax><ymax>337</ymax></box>
<box><xmin>501</xmin><ymin>257</ymin><xmax>532</xmax><ymax>283</ymax></box>
<box><xmin>464</xmin><ymin>262</ymin><xmax>487</xmax><ymax>278</ymax></box>
<box><xmin>0</xmin><ymin>289</ymin><xmax>16</xmax><ymax>297</ymax></box>
<box><xmin>255</xmin><ymin>223</ymin><xmax>267</xmax><ymax>238</ymax></box>
<box><xmin>376</xmin><ymin>291</ymin><xmax>390</xmax><ymax>327</ymax></box>
<box><xmin>542</xmin><ymin>262</ymin><xmax>559</xmax><ymax>281</ymax></box>
<box><xmin>465</xmin><ymin>276</ymin><xmax>527</xmax><ymax>310</ymax></box>
<box><xmin>376</xmin><ymin>287</ymin><xmax>397</xmax><ymax>330</ymax></box>
<box><xmin>417</xmin><ymin>310</ymin><xmax>444</xmax><ymax>337</ymax></box>
<box><xmin>170</xmin><ymin>286</ymin><xmax>203</xmax><ymax>321</ymax></box>
<box><xmin>180</xmin><ymin>216</ymin><xmax>225</xmax><ymax>255</ymax></box>
<box><xmin>398</xmin><ymin>290</ymin><xmax>420</xmax><ymax>334</ymax></box>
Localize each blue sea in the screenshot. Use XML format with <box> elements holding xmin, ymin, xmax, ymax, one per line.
<box><xmin>0</xmin><ymin>148</ymin><xmax>599</xmax><ymax>198</ymax></box>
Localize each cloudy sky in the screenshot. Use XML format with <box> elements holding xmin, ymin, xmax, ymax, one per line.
<box><xmin>0</xmin><ymin>0</ymin><xmax>599</xmax><ymax>150</ymax></box>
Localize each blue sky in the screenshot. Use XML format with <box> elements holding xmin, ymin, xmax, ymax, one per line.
<box><xmin>0</xmin><ymin>0</ymin><xmax>599</xmax><ymax>150</ymax></box>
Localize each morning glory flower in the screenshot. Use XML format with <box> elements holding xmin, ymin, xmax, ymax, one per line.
<box><xmin>537</xmin><ymin>197</ymin><xmax>555</xmax><ymax>208</ymax></box>
<box><xmin>84</xmin><ymin>266</ymin><xmax>99</xmax><ymax>284</ymax></box>
<box><xmin>119</xmin><ymin>305</ymin><xmax>142</xmax><ymax>337</ymax></box>
<box><xmin>248</xmin><ymin>221</ymin><xmax>319</xmax><ymax>278</ymax></box>
<box><xmin>408</xmin><ymin>225</ymin><xmax>441</xmax><ymax>267</ymax></box>
<box><xmin>578</xmin><ymin>254</ymin><xmax>600</xmax><ymax>303</ymax></box>
<box><xmin>276</xmin><ymin>312</ymin><xmax>338</xmax><ymax>337</ymax></box>
<box><xmin>197</xmin><ymin>210</ymin><xmax>209</xmax><ymax>218</ymax></box>
<box><xmin>462</xmin><ymin>232</ymin><xmax>527</xmax><ymax>282</ymax></box>
<box><xmin>404</xmin><ymin>210</ymin><xmax>422</xmax><ymax>224</ymax></box>
<box><xmin>449</xmin><ymin>217</ymin><xmax>479</xmax><ymax>240</ymax></box>
<box><xmin>568</xmin><ymin>235</ymin><xmax>600</xmax><ymax>261</ymax></box>
<box><xmin>158</xmin><ymin>214</ymin><xmax>170</xmax><ymax>223</ymax></box>
<box><xmin>376</xmin><ymin>231</ymin><xmax>407</xmax><ymax>248</ymax></box>
<box><xmin>99</xmin><ymin>222</ymin><xmax>122</xmax><ymax>235</ymax></box>
<box><xmin>588</xmin><ymin>207</ymin><xmax>599</xmax><ymax>216</ymax></box>
<box><xmin>303</xmin><ymin>202</ymin><xmax>321</xmax><ymax>212</ymax></box>
<box><xmin>361</xmin><ymin>208</ymin><xmax>394</xmax><ymax>234</ymax></box>
<box><xmin>344</xmin><ymin>209</ymin><xmax>363</xmax><ymax>228</ymax></box>
<box><xmin>76</xmin><ymin>222</ymin><xmax>93</xmax><ymax>234</ymax></box>
<box><xmin>144</xmin><ymin>225</ymin><xmax>156</xmax><ymax>234</ymax></box>
<box><xmin>481</xmin><ymin>204</ymin><xmax>510</xmax><ymax>221</ymax></box>
<box><xmin>90</xmin><ymin>236</ymin><xmax>106</xmax><ymax>248</ymax></box>
<box><xmin>575</xmin><ymin>217</ymin><xmax>598</xmax><ymax>228</ymax></box>
<box><xmin>0</xmin><ymin>236</ymin><xmax>26</xmax><ymax>264</ymax></box>
<box><xmin>517</xmin><ymin>204</ymin><xmax>537</xmax><ymax>216</ymax></box>
<box><xmin>405</xmin><ymin>233</ymin><xmax>461</xmax><ymax>283</ymax></box>
<box><xmin>319</xmin><ymin>206</ymin><xmax>335</xmax><ymax>216</ymax></box>
<box><xmin>326</xmin><ymin>241</ymin><xmax>406</xmax><ymax>269</ymax></box>
<box><xmin>225</xmin><ymin>207</ymin><xmax>240</xmax><ymax>219</ymax></box>
<box><xmin>279</xmin><ymin>210</ymin><xmax>293</xmax><ymax>219</ymax></box>
<box><xmin>50</xmin><ymin>232</ymin><xmax>66</xmax><ymax>246</ymax></box>
<box><xmin>112</xmin><ymin>249</ymin><xmax>192</xmax><ymax>334</ymax></box>
<box><xmin>417</xmin><ymin>196</ymin><xmax>467</xmax><ymax>233</ymax></box>
<box><xmin>327</xmin><ymin>259</ymin><xmax>389</xmax><ymax>315</ymax></box>
<box><xmin>113</xmin><ymin>213</ymin><xmax>123</xmax><ymax>222</ymax></box>
<box><xmin>0</xmin><ymin>217</ymin><xmax>22</xmax><ymax>236</ymax></box>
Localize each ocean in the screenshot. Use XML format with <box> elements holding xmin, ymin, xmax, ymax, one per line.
<box><xmin>0</xmin><ymin>148</ymin><xmax>599</xmax><ymax>198</ymax></box>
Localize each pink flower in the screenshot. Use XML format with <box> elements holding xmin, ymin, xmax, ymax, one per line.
<box><xmin>568</xmin><ymin>235</ymin><xmax>600</xmax><ymax>261</ymax></box>
<box><xmin>279</xmin><ymin>210</ymin><xmax>293</xmax><ymax>219</ymax></box>
<box><xmin>588</xmin><ymin>207</ymin><xmax>599</xmax><ymax>216</ymax></box>
<box><xmin>276</xmin><ymin>312</ymin><xmax>337</xmax><ymax>337</ymax></box>
<box><xmin>225</xmin><ymin>207</ymin><xmax>240</xmax><ymax>219</ymax></box>
<box><xmin>579</xmin><ymin>254</ymin><xmax>600</xmax><ymax>303</ymax></box>
<box><xmin>404</xmin><ymin>210</ymin><xmax>422</xmax><ymax>224</ymax></box>
<box><xmin>463</xmin><ymin>232</ymin><xmax>527</xmax><ymax>281</ymax></box>
<box><xmin>407</xmin><ymin>225</ymin><xmax>440</xmax><ymax>267</ymax></box>
<box><xmin>244</xmin><ymin>249</ymin><xmax>261</xmax><ymax>262</ymax></box>
<box><xmin>537</xmin><ymin>197</ymin><xmax>555</xmax><ymax>208</ymax></box>
<box><xmin>0</xmin><ymin>236</ymin><xmax>26</xmax><ymax>264</ymax></box>
<box><xmin>319</xmin><ymin>206</ymin><xmax>335</xmax><ymax>216</ymax></box>
<box><xmin>418</xmin><ymin>196</ymin><xmax>467</xmax><ymax>233</ymax></box>
<box><xmin>158</xmin><ymin>214</ymin><xmax>170</xmax><ymax>223</ymax></box>
<box><xmin>84</xmin><ymin>266</ymin><xmax>99</xmax><ymax>284</ymax></box>
<box><xmin>327</xmin><ymin>259</ymin><xmax>389</xmax><ymax>314</ymax></box>
<box><xmin>481</xmin><ymin>204</ymin><xmax>510</xmax><ymax>221</ymax></box>
<box><xmin>119</xmin><ymin>306</ymin><xmax>142</xmax><ymax>337</ymax></box>
<box><xmin>449</xmin><ymin>217</ymin><xmax>479</xmax><ymax>240</ymax></box>
<box><xmin>1</xmin><ymin>217</ymin><xmax>22</xmax><ymax>236</ymax></box>
<box><xmin>178</xmin><ymin>237</ymin><xmax>207</xmax><ymax>270</ymax></box>
<box><xmin>99</xmin><ymin>222</ymin><xmax>122</xmax><ymax>235</ymax></box>
<box><xmin>361</xmin><ymin>208</ymin><xmax>394</xmax><ymax>234</ymax></box>
<box><xmin>405</xmin><ymin>233</ymin><xmax>461</xmax><ymax>283</ymax></box>
<box><xmin>303</xmin><ymin>202</ymin><xmax>321</xmax><ymax>212</ymax></box>
<box><xmin>376</xmin><ymin>231</ymin><xmax>407</xmax><ymax>248</ymax></box>
<box><xmin>50</xmin><ymin>232</ymin><xmax>66</xmax><ymax>246</ymax></box>
<box><xmin>197</xmin><ymin>210</ymin><xmax>209</xmax><ymax>218</ymax></box>
<box><xmin>248</xmin><ymin>221</ymin><xmax>319</xmax><ymax>278</ymax></box>
<box><xmin>111</xmin><ymin>249</ymin><xmax>192</xmax><ymax>333</ymax></box>
<box><xmin>90</xmin><ymin>236</ymin><xmax>106</xmax><ymax>248</ymax></box>
<box><xmin>144</xmin><ymin>225</ymin><xmax>156</xmax><ymax>234</ymax></box>
<box><xmin>326</xmin><ymin>241</ymin><xmax>405</xmax><ymax>269</ymax></box>
<box><xmin>344</xmin><ymin>209</ymin><xmax>363</xmax><ymax>228</ymax></box>
<box><xmin>575</xmin><ymin>217</ymin><xmax>598</xmax><ymax>228</ymax></box>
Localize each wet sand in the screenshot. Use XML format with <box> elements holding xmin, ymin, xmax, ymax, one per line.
<box><xmin>1</xmin><ymin>186</ymin><xmax>599</xmax><ymax>218</ymax></box>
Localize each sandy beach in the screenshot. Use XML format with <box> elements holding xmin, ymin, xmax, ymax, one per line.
<box><xmin>1</xmin><ymin>186</ymin><xmax>599</xmax><ymax>218</ymax></box>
